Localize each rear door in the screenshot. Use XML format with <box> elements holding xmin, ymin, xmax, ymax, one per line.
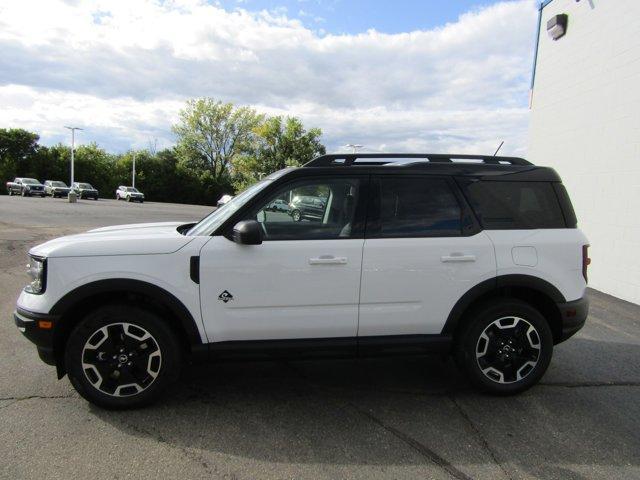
<box><xmin>358</xmin><ymin>175</ymin><xmax>495</xmax><ymax>336</ymax></box>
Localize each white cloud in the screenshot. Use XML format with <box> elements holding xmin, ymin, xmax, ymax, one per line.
<box><xmin>0</xmin><ymin>0</ymin><xmax>537</xmax><ymax>155</ymax></box>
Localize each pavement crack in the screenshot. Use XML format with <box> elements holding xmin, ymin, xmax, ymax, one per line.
<box><xmin>539</xmin><ymin>381</ymin><xmax>640</xmax><ymax>388</ymax></box>
<box><xmin>0</xmin><ymin>394</ymin><xmax>75</xmax><ymax>401</ymax></box>
<box><xmin>282</xmin><ymin>361</ymin><xmax>473</xmax><ymax>480</ymax></box>
<box><xmin>351</xmin><ymin>404</ymin><xmax>476</xmax><ymax>480</ymax></box>
<box><xmin>449</xmin><ymin>394</ymin><xmax>513</xmax><ymax>480</ymax></box>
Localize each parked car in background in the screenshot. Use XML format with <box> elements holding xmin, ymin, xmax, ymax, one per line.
<box><xmin>217</xmin><ymin>194</ymin><xmax>233</xmax><ymax>208</ymax></box>
<box><xmin>44</xmin><ymin>180</ymin><xmax>71</xmax><ymax>198</ymax></box>
<box><xmin>71</xmin><ymin>182</ymin><xmax>99</xmax><ymax>200</ymax></box>
<box><xmin>289</xmin><ymin>195</ymin><xmax>326</xmax><ymax>222</ymax></box>
<box><xmin>116</xmin><ymin>186</ymin><xmax>144</xmax><ymax>203</ymax></box>
<box><xmin>6</xmin><ymin>177</ymin><xmax>46</xmax><ymax>197</ymax></box>
<box><xmin>265</xmin><ymin>198</ymin><xmax>291</xmax><ymax>213</ymax></box>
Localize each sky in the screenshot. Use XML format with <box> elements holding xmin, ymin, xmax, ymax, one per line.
<box><xmin>0</xmin><ymin>0</ymin><xmax>539</xmax><ymax>156</ymax></box>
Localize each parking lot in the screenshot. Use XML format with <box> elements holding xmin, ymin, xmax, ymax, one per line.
<box><xmin>0</xmin><ymin>195</ymin><xmax>638</xmax><ymax>480</ymax></box>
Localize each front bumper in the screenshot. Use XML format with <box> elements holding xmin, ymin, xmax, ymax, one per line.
<box><xmin>14</xmin><ymin>307</ymin><xmax>58</xmax><ymax>365</ymax></box>
<box><xmin>556</xmin><ymin>295</ymin><xmax>589</xmax><ymax>342</ymax></box>
<box><xmin>80</xmin><ymin>191</ymin><xmax>98</xmax><ymax>198</ymax></box>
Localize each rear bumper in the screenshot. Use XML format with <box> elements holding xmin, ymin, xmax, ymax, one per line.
<box><xmin>14</xmin><ymin>307</ymin><xmax>58</xmax><ymax>365</ymax></box>
<box><xmin>556</xmin><ymin>295</ymin><xmax>589</xmax><ymax>342</ymax></box>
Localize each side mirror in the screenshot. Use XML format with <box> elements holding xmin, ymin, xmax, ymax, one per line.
<box><xmin>232</xmin><ymin>220</ymin><xmax>262</xmax><ymax>245</ymax></box>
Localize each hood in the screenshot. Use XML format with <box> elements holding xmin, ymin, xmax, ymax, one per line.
<box><xmin>30</xmin><ymin>221</ymin><xmax>197</xmax><ymax>258</ymax></box>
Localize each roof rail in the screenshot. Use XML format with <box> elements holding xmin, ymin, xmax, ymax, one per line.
<box><xmin>304</xmin><ymin>153</ymin><xmax>532</xmax><ymax>167</ymax></box>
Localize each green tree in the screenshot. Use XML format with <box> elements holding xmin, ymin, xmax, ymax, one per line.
<box><xmin>172</xmin><ymin>98</ymin><xmax>264</xmax><ymax>182</ymax></box>
<box><xmin>0</xmin><ymin>129</ymin><xmax>40</xmax><ymax>187</ymax></box>
<box><xmin>233</xmin><ymin>116</ymin><xmax>325</xmax><ymax>191</ymax></box>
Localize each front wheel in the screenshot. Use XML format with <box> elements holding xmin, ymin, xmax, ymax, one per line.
<box><xmin>291</xmin><ymin>209</ymin><xmax>301</xmax><ymax>222</ymax></box>
<box><xmin>456</xmin><ymin>299</ymin><xmax>553</xmax><ymax>395</ymax></box>
<box><xmin>21</xmin><ymin>189</ymin><xmax>28</xmax><ymax>197</ymax></box>
<box><xmin>65</xmin><ymin>305</ymin><xmax>182</xmax><ymax>409</ymax></box>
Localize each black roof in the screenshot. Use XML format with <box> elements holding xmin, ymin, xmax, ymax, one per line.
<box><xmin>301</xmin><ymin>153</ymin><xmax>561</xmax><ymax>182</ymax></box>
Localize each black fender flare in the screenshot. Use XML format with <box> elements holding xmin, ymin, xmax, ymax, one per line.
<box><xmin>50</xmin><ymin>278</ymin><xmax>204</xmax><ymax>347</ymax></box>
<box><xmin>442</xmin><ymin>274</ymin><xmax>566</xmax><ymax>336</ymax></box>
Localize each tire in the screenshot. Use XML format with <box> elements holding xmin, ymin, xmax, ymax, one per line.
<box><xmin>455</xmin><ymin>299</ymin><xmax>553</xmax><ymax>395</ymax></box>
<box><xmin>8</xmin><ymin>189</ymin><xmax>12</xmax><ymax>196</ymax></box>
<box><xmin>139</xmin><ymin>199</ymin><xmax>144</xmax><ymax>203</ymax></box>
<box><xmin>21</xmin><ymin>189</ymin><xmax>28</xmax><ymax>197</ymax></box>
<box><xmin>65</xmin><ymin>304</ymin><xmax>182</xmax><ymax>409</ymax></box>
<box><xmin>126</xmin><ymin>196</ymin><xmax>131</xmax><ymax>202</ymax></box>
<box><xmin>291</xmin><ymin>209</ymin><xmax>301</xmax><ymax>222</ymax></box>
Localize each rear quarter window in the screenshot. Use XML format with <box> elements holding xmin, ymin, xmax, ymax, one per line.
<box><xmin>461</xmin><ymin>180</ymin><xmax>566</xmax><ymax>229</ymax></box>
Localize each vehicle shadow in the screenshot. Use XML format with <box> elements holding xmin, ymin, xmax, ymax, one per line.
<box><xmin>93</xmin><ymin>337</ymin><xmax>640</xmax><ymax>477</ymax></box>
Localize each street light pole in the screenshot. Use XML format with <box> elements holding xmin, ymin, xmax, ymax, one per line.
<box><xmin>64</xmin><ymin>126</ymin><xmax>83</xmax><ymax>186</ymax></box>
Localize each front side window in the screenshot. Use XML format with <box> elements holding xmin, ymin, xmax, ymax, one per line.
<box><xmin>246</xmin><ymin>177</ymin><xmax>362</xmax><ymax>240</ymax></box>
<box><xmin>371</xmin><ymin>177</ymin><xmax>462</xmax><ymax>237</ymax></box>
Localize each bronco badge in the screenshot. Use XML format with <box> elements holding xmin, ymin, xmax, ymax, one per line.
<box><xmin>218</xmin><ymin>290</ymin><xmax>233</xmax><ymax>303</ymax></box>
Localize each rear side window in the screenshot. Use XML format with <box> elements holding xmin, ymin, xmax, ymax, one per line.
<box><xmin>462</xmin><ymin>181</ymin><xmax>565</xmax><ymax>229</ymax></box>
<box><xmin>372</xmin><ymin>177</ymin><xmax>462</xmax><ymax>237</ymax></box>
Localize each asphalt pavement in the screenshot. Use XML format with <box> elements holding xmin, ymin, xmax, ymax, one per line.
<box><xmin>0</xmin><ymin>195</ymin><xmax>638</xmax><ymax>479</ymax></box>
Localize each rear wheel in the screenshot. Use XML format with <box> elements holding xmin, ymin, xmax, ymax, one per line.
<box><xmin>21</xmin><ymin>189</ymin><xmax>28</xmax><ymax>197</ymax></box>
<box><xmin>456</xmin><ymin>299</ymin><xmax>553</xmax><ymax>395</ymax></box>
<box><xmin>65</xmin><ymin>305</ymin><xmax>182</xmax><ymax>409</ymax></box>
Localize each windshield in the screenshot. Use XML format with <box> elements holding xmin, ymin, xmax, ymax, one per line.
<box><xmin>187</xmin><ymin>179</ymin><xmax>273</xmax><ymax>236</ymax></box>
<box><xmin>51</xmin><ymin>181</ymin><xmax>67</xmax><ymax>187</ymax></box>
<box><xmin>126</xmin><ymin>187</ymin><xmax>139</xmax><ymax>192</ymax></box>
<box><xmin>78</xmin><ymin>183</ymin><xmax>93</xmax><ymax>189</ymax></box>
<box><xmin>22</xmin><ymin>178</ymin><xmax>39</xmax><ymax>185</ymax></box>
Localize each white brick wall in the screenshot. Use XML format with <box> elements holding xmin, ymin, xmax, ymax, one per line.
<box><xmin>529</xmin><ymin>0</ymin><xmax>640</xmax><ymax>305</ymax></box>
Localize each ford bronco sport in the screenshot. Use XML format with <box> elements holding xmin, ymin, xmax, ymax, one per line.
<box><xmin>14</xmin><ymin>154</ymin><xmax>589</xmax><ymax>409</ymax></box>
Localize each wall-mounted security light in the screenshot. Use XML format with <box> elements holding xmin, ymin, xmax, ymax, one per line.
<box><xmin>547</xmin><ymin>14</ymin><xmax>568</xmax><ymax>40</ymax></box>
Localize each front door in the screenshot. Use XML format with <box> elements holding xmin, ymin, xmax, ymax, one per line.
<box><xmin>199</xmin><ymin>175</ymin><xmax>367</xmax><ymax>343</ymax></box>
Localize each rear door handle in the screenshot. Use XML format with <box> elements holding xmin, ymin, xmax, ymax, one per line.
<box><xmin>309</xmin><ymin>255</ymin><xmax>348</xmax><ymax>265</ymax></box>
<box><xmin>441</xmin><ymin>254</ymin><xmax>476</xmax><ymax>263</ymax></box>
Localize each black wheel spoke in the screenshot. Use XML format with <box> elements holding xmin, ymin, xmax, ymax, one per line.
<box><xmin>81</xmin><ymin>322</ymin><xmax>162</xmax><ymax>397</ymax></box>
<box><xmin>476</xmin><ymin>316</ymin><xmax>541</xmax><ymax>384</ymax></box>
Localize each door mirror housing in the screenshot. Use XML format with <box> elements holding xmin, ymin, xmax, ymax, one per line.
<box><xmin>232</xmin><ymin>220</ymin><xmax>263</xmax><ymax>245</ymax></box>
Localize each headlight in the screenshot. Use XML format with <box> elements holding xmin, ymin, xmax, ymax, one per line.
<box><xmin>25</xmin><ymin>255</ymin><xmax>46</xmax><ymax>294</ymax></box>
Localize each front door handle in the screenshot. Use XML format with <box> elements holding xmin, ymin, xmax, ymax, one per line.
<box><xmin>309</xmin><ymin>255</ymin><xmax>348</xmax><ymax>265</ymax></box>
<box><xmin>441</xmin><ymin>253</ymin><xmax>476</xmax><ymax>263</ymax></box>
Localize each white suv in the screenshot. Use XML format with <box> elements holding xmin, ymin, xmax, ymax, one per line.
<box><xmin>14</xmin><ymin>154</ymin><xmax>590</xmax><ymax>409</ymax></box>
<box><xmin>116</xmin><ymin>186</ymin><xmax>144</xmax><ymax>203</ymax></box>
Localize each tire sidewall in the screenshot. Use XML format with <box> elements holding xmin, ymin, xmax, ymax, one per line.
<box><xmin>458</xmin><ymin>300</ymin><xmax>553</xmax><ymax>395</ymax></box>
<box><xmin>65</xmin><ymin>304</ymin><xmax>182</xmax><ymax>409</ymax></box>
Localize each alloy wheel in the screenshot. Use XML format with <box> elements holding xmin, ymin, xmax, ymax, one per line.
<box><xmin>475</xmin><ymin>316</ymin><xmax>541</xmax><ymax>384</ymax></box>
<box><xmin>81</xmin><ymin>322</ymin><xmax>162</xmax><ymax>397</ymax></box>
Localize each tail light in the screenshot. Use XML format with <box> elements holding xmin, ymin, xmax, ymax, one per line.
<box><xmin>582</xmin><ymin>245</ymin><xmax>590</xmax><ymax>283</ymax></box>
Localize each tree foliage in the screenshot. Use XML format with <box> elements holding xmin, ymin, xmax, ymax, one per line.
<box><xmin>2</xmin><ymin>99</ymin><xmax>326</xmax><ymax>205</ymax></box>
<box><xmin>232</xmin><ymin>116</ymin><xmax>325</xmax><ymax>191</ymax></box>
<box><xmin>173</xmin><ymin>99</ymin><xmax>264</xmax><ymax>182</ymax></box>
